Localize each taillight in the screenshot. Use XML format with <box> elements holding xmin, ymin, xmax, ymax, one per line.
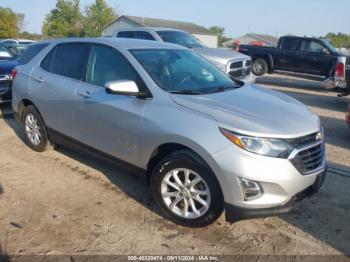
<box><xmin>11</xmin><ymin>69</ymin><xmax>17</xmax><ymax>80</ymax></box>
<box><xmin>336</xmin><ymin>62</ymin><xmax>345</xmax><ymax>78</ymax></box>
<box><xmin>346</xmin><ymin>105</ymin><xmax>350</xmax><ymax>125</ymax></box>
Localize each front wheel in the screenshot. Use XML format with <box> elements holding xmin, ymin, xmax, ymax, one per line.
<box><xmin>151</xmin><ymin>151</ymin><xmax>224</xmax><ymax>227</ymax></box>
<box><xmin>252</xmin><ymin>58</ymin><xmax>268</xmax><ymax>76</ymax></box>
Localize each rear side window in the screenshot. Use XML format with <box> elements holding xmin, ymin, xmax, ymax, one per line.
<box><xmin>19</xmin><ymin>43</ymin><xmax>49</xmax><ymax>65</ymax></box>
<box><xmin>41</xmin><ymin>43</ymin><xmax>89</xmax><ymax>80</ymax></box>
<box><xmin>117</xmin><ymin>31</ymin><xmax>132</xmax><ymax>38</ymax></box>
<box><xmin>117</xmin><ymin>31</ymin><xmax>155</xmax><ymax>40</ymax></box>
<box><xmin>86</xmin><ymin>44</ymin><xmax>143</xmax><ymax>88</ymax></box>
<box><xmin>280</xmin><ymin>38</ymin><xmax>301</xmax><ymax>51</ymax></box>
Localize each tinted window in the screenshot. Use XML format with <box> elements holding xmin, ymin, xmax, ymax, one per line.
<box><xmin>86</xmin><ymin>45</ymin><xmax>142</xmax><ymax>88</ymax></box>
<box><xmin>280</xmin><ymin>38</ymin><xmax>301</xmax><ymax>51</ymax></box>
<box><xmin>19</xmin><ymin>43</ymin><xmax>49</xmax><ymax>65</ymax></box>
<box><xmin>117</xmin><ymin>31</ymin><xmax>132</xmax><ymax>38</ymax></box>
<box><xmin>117</xmin><ymin>31</ymin><xmax>155</xmax><ymax>40</ymax></box>
<box><xmin>41</xmin><ymin>43</ymin><xmax>89</xmax><ymax>80</ymax></box>
<box><xmin>301</xmin><ymin>40</ymin><xmax>324</xmax><ymax>53</ymax></box>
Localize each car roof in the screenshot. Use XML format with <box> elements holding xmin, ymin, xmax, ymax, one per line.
<box><xmin>117</xmin><ymin>27</ymin><xmax>186</xmax><ymax>33</ymax></box>
<box><xmin>34</xmin><ymin>37</ymin><xmax>188</xmax><ymax>50</ymax></box>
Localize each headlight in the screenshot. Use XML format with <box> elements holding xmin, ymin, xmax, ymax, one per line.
<box><xmin>220</xmin><ymin>128</ymin><xmax>294</xmax><ymax>158</ymax></box>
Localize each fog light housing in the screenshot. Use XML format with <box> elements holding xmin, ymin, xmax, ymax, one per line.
<box><xmin>238</xmin><ymin>177</ymin><xmax>263</xmax><ymax>201</ymax></box>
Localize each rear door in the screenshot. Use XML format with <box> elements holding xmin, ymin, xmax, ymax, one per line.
<box><xmin>299</xmin><ymin>39</ymin><xmax>335</xmax><ymax>76</ymax></box>
<box><xmin>75</xmin><ymin>44</ymin><xmax>148</xmax><ymax>165</ymax></box>
<box><xmin>274</xmin><ymin>38</ymin><xmax>302</xmax><ymax>72</ymax></box>
<box><xmin>30</xmin><ymin>43</ymin><xmax>90</xmax><ymax>138</ymax></box>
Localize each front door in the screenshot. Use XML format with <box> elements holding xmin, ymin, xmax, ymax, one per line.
<box><xmin>75</xmin><ymin>44</ymin><xmax>148</xmax><ymax>166</ymax></box>
<box><xmin>298</xmin><ymin>39</ymin><xmax>336</xmax><ymax>76</ymax></box>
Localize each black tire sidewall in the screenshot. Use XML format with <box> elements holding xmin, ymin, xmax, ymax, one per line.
<box><xmin>22</xmin><ymin>106</ymin><xmax>48</xmax><ymax>152</ymax></box>
<box><xmin>151</xmin><ymin>154</ymin><xmax>224</xmax><ymax>227</ymax></box>
<box><xmin>252</xmin><ymin>59</ymin><xmax>268</xmax><ymax>76</ymax></box>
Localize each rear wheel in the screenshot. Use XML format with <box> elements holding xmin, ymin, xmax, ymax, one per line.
<box><xmin>22</xmin><ymin>105</ymin><xmax>49</xmax><ymax>152</ymax></box>
<box><xmin>151</xmin><ymin>150</ymin><xmax>224</xmax><ymax>227</ymax></box>
<box><xmin>252</xmin><ymin>58</ymin><xmax>268</xmax><ymax>76</ymax></box>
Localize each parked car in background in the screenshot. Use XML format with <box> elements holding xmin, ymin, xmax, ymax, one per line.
<box><xmin>0</xmin><ymin>39</ymin><xmax>36</xmax><ymax>57</ymax></box>
<box><xmin>0</xmin><ymin>44</ymin><xmax>19</xmax><ymax>103</ymax></box>
<box><xmin>346</xmin><ymin>103</ymin><xmax>350</xmax><ymax>127</ymax></box>
<box><xmin>113</xmin><ymin>28</ymin><xmax>253</xmax><ymax>81</ymax></box>
<box><xmin>0</xmin><ymin>41</ymin><xmax>45</xmax><ymax>103</ymax></box>
<box><xmin>239</xmin><ymin>36</ymin><xmax>350</xmax><ymax>91</ymax></box>
<box><xmin>12</xmin><ymin>38</ymin><xmax>325</xmax><ymax>227</ymax></box>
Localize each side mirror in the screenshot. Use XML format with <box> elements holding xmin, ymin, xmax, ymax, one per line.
<box><xmin>322</xmin><ymin>48</ymin><xmax>330</xmax><ymax>55</ymax></box>
<box><xmin>105</xmin><ymin>80</ymin><xmax>139</xmax><ymax>95</ymax></box>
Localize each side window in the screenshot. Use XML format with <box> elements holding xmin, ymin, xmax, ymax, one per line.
<box><xmin>41</xmin><ymin>48</ymin><xmax>55</xmax><ymax>71</ymax></box>
<box><xmin>132</xmin><ymin>31</ymin><xmax>155</xmax><ymax>40</ymax></box>
<box><xmin>301</xmin><ymin>40</ymin><xmax>324</xmax><ymax>53</ymax></box>
<box><xmin>86</xmin><ymin>45</ymin><xmax>142</xmax><ymax>88</ymax></box>
<box><xmin>280</xmin><ymin>38</ymin><xmax>301</xmax><ymax>51</ymax></box>
<box><xmin>41</xmin><ymin>43</ymin><xmax>89</xmax><ymax>80</ymax></box>
<box><xmin>117</xmin><ymin>31</ymin><xmax>132</xmax><ymax>38</ymax></box>
<box><xmin>19</xmin><ymin>43</ymin><xmax>49</xmax><ymax>65</ymax></box>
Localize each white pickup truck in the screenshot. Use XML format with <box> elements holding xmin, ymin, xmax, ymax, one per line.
<box><xmin>113</xmin><ymin>27</ymin><xmax>253</xmax><ymax>82</ymax></box>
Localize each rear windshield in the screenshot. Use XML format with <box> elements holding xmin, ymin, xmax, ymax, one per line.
<box><xmin>19</xmin><ymin>43</ymin><xmax>49</xmax><ymax>65</ymax></box>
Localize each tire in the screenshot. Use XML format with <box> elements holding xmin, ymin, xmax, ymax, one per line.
<box><xmin>252</xmin><ymin>58</ymin><xmax>268</xmax><ymax>76</ymax></box>
<box><xmin>21</xmin><ymin>105</ymin><xmax>49</xmax><ymax>152</ymax></box>
<box><xmin>151</xmin><ymin>150</ymin><xmax>224</xmax><ymax>227</ymax></box>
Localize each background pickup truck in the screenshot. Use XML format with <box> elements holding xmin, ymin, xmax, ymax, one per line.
<box><xmin>238</xmin><ymin>36</ymin><xmax>350</xmax><ymax>91</ymax></box>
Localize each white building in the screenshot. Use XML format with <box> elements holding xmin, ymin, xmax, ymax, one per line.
<box><xmin>102</xmin><ymin>15</ymin><xmax>218</xmax><ymax>48</ymax></box>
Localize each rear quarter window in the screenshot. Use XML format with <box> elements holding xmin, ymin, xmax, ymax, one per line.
<box><xmin>18</xmin><ymin>43</ymin><xmax>50</xmax><ymax>65</ymax></box>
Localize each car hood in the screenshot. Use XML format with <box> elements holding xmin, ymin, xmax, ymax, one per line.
<box><xmin>193</xmin><ymin>47</ymin><xmax>250</xmax><ymax>66</ymax></box>
<box><xmin>0</xmin><ymin>58</ymin><xmax>19</xmax><ymax>74</ymax></box>
<box><xmin>170</xmin><ymin>84</ymin><xmax>320</xmax><ymax>138</ymax></box>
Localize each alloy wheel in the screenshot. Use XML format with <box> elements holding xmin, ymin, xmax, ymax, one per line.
<box><xmin>160</xmin><ymin>168</ymin><xmax>211</xmax><ymax>219</ymax></box>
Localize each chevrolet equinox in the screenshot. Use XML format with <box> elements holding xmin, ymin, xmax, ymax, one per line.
<box><xmin>12</xmin><ymin>38</ymin><xmax>326</xmax><ymax>227</ymax></box>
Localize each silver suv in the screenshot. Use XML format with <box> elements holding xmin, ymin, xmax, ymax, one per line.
<box><xmin>12</xmin><ymin>38</ymin><xmax>326</xmax><ymax>227</ymax></box>
<box><xmin>113</xmin><ymin>28</ymin><xmax>252</xmax><ymax>81</ymax></box>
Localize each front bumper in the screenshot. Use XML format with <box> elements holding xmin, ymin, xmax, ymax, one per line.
<box><xmin>225</xmin><ymin>169</ymin><xmax>326</xmax><ymax>222</ymax></box>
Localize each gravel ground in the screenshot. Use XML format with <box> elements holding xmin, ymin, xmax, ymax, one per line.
<box><xmin>0</xmin><ymin>75</ymin><xmax>349</xmax><ymax>260</ymax></box>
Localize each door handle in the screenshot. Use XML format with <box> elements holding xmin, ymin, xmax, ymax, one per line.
<box><xmin>77</xmin><ymin>91</ymin><xmax>92</xmax><ymax>99</ymax></box>
<box><xmin>33</xmin><ymin>76</ymin><xmax>44</xmax><ymax>83</ymax></box>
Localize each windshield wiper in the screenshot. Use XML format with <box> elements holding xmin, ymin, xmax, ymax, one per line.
<box><xmin>168</xmin><ymin>90</ymin><xmax>202</xmax><ymax>95</ymax></box>
<box><xmin>211</xmin><ymin>85</ymin><xmax>238</xmax><ymax>93</ymax></box>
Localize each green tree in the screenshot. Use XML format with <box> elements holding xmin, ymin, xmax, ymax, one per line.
<box><xmin>325</xmin><ymin>32</ymin><xmax>350</xmax><ymax>49</ymax></box>
<box><xmin>83</xmin><ymin>0</ymin><xmax>117</xmax><ymax>37</ymax></box>
<box><xmin>209</xmin><ymin>26</ymin><xmax>231</xmax><ymax>46</ymax></box>
<box><xmin>0</xmin><ymin>7</ymin><xmax>24</xmax><ymax>38</ymax></box>
<box><xmin>42</xmin><ymin>0</ymin><xmax>82</xmax><ymax>38</ymax></box>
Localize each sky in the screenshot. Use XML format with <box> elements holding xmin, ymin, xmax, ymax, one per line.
<box><xmin>2</xmin><ymin>0</ymin><xmax>350</xmax><ymax>38</ymax></box>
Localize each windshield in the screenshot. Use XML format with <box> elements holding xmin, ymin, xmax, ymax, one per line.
<box><xmin>0</xmin><ymin>44</ymin><xmax>14</xmax><ymax>58</ymax></box>
<box><xmin>321</xmin><ymin>39</ymin><xmax>338</xmax><ymax>54</ymax></box>
<box><xmin>131</xmin><ymin>49</ymin><xmax>242</xmax><ymax>95</ymax></box>
<box><xmin>157</xmin><ymin>31</ymin><xmax>204</xmax><ymax>49</ymax></box>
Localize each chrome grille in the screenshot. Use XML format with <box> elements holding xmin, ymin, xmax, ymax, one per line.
<box><xmin>291</xmin><ymin>143</ymin><xmax>324</xmax><ymax>175</ymax></box>
<box><xmin>230</xmin><ymin>61</ymin><xmax>243</xmax><ymax>69</ymax></box>
<box><xmin>228</xmin><ymin>59</ymin><xmax>251</xmax><ymax>79</ymax></box>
